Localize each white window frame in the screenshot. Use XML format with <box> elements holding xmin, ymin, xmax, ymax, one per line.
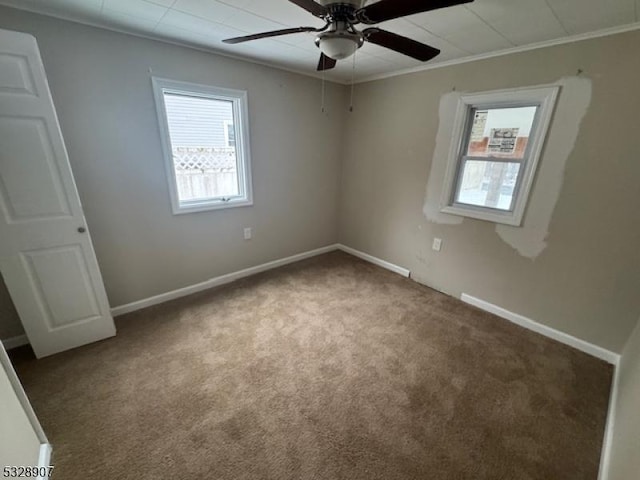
<box><xmin>152</xmin><ymin>77</ymin><xmax>253</xmax><ymax>215</ymax></box>
<box><xmin>440</xmin><ymin>85</ymin><xmax>559</xmax><ymax>226</ymax></box>
<box><xmin>223</xmin><ymin>120</ymin><xmax>235</xmax><ymax>148</ymax></box>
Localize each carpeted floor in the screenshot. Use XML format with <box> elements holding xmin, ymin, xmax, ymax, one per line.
<box><xmin>10</xmin><ymin>251</ymin><xmax>612</xmax><ymax>480</ymax></box>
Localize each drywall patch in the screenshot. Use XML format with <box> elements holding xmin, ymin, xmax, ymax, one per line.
<box><xmin>423</xmin><ymin>91</ymin><xmax>464</xmax><ymax>225</ymax></box>
<box><xmin>496</xmin><ymin>76</ymin><xmax>592</xmax><ymax>258</ymax></box>
<box><xmin>423</xmin><ymin>77</ymin><xmax>592</xmax><ymax>259</ymax></box>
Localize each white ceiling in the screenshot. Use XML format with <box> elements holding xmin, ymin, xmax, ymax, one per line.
<box><xmin>0</xmin><ymin>0</ymin><xmax>638</xmax><ymax>82</ymax></box>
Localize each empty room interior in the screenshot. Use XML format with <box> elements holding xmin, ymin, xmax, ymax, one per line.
<box><xmin>0</xmin><ymin>0</ymin><xmax>639</xmax><ymax>478</ymax></box>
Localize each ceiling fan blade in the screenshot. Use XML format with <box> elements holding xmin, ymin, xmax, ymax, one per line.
<box><xmin>357</xmin><ymin>0</ymin><xmax>472</xmax><ymax>25</ymax></box>
<box><xmin>317</xmin><ymin>53</ymin><xmax>337</xmax><ymax>71</ymax></box>
<box><xmin>364</xmin><ymin>28</ymin><xmax>440</xmax><ymax>61</ymax></box>
<box><xmin>288</xmin><ymin>0</ymin><xmax>328</xmax><ymax>18</ymax></box>
<box><xmin>223</xmin><ymin>26</ymin><xmax>321</xmax><ymax>44</ymax></box>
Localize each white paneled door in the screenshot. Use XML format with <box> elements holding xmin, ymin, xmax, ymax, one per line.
<box><xmin>0</xmin><ymin>28</ymin><xmax>115</xmax><ymax>358</ymax></box>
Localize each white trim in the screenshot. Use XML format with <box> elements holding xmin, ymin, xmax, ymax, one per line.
<box><xmin>598</xmin><ymin>363</ymin><xmax>620</xmax><ymax>480</ymax></box>
<box><xmin>356</xmin><ymin>22</ymin><xmax>640</xmax><ymax>84</ymax></box>
<box><xmin>461</xmin><ymin>294</ymin><xmax>620</xmax><ymax>365</ymax></box>
<box><xmin>463</xmin><ymin>291</ymin><xmax>620</xmax><ymax>480</ymax></box>
<box><xmin>151</xmin><ymin>77</ymin><xmax>253</xmax><ymax>215</ymax></box>
<box><xmin>440</xmin><ymin>86</ymin><xmax>559</xmax><ymax>226</ymax></box>
<box><xmin>336</xmin><ymin>244</ymin><xmax>410</xmax><ymax>278</ymax></box>
<box><xmin>111</xmin><ymin>244</ymin><xmax>340</xmax><ymax>316</ymax></box>
<box><xmin>111</xmin><ymin>243</ymin><xmax>411</xmax><ymax>317</ymax></box>
<box><xmin>2</xmin><ymin>334</ymin><xmax>29</xmax><ymax>350</ymax></box>
<box><xmin>37</xmin><ymin>443</ymin><xmax>52</xmax><ymax>480</ymax></box>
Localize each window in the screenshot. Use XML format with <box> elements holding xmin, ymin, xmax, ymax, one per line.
<box><xmin>152</xmin><ymin>78</ymin><xmax>252</xmax><ymax>214</ymax></box>
<box><xmin>223</xmin><ymin>120</ymin><xmax>235</xmax><ymax>148</ymax></box>
<box><xmin>440</xmin><ymin>86</ymin><xmax>559</xmax><ymax>226</ymax></box>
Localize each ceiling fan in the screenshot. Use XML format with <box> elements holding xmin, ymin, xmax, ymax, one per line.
<box><xmin>223</xmin><ymin>0</ymin><xmax>473</xmax><ymax>71</ymax></box>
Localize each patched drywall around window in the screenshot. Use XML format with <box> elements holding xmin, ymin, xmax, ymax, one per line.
<box><xmin>423</xmin><ymin>76</ymin><xmax>592</xmax><ymax>259</ymax></box>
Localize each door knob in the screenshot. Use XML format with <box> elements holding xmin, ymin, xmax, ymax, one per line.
<box><xmin>78</xmin><ymin>227</ymin><xmax>86</xmax><ymax>233</ymax></box>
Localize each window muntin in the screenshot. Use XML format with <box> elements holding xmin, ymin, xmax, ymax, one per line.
<box><xmin>440</xmin><ymin>86</ymin><xmax>559</xmax><ymax>226</ymax></box>
<box><xmin>152</xmin><ymin>78</ymin><xmax>252</xmax><ymax>214</ymax></box>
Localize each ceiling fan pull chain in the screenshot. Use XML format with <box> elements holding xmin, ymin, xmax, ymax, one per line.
<box><xmin>349</xmin><ymin>50</ymin><xmax>357</xmax><ymax>112</ymax></box>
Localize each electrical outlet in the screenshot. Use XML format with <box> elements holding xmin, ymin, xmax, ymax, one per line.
<box><xmin>244</xmin><ymin>227</ymin><xmax>252</xmax><ymax>240</ymax></box>
<box><xmin>432</xmin><ymin>238</ymin><xmax>442</xmax><ymax>252</ymax></box>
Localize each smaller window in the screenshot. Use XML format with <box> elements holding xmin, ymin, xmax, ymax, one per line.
<box><xmin>441</xmin><ymin>86</ymin><xmax>559</xmax><ymax>226</ymax></box>
<box><xmin>223</xmin><ymin>120</ymin><xmax>235</xmax><ymax>148</ymax></box>
<box><xmin>152</xmin><ymin>78</ymin><xmax>253</xmax><ymax>214</ymax></box>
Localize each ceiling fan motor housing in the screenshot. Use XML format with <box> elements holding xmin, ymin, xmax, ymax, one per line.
<box><xmin>315</xmin><ymin>4</ymin><xmax>363</xmax><ymax>60</ymax></box>
<box><xmin>317</xmin><ymin>0</ymin><xmax>365</xmax><ymax>6</ymax></box>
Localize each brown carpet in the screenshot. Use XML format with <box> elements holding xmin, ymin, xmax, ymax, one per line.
<box><xmin>10</xmin><ymin>251</ymin><xmax>612</xmax><ymax>480</ymax></box>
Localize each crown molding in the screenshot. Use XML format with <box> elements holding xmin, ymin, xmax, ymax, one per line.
<box><xmin>1</xmin><ymin>2</ymin><xmax>639</xmax><ymax>86</ymax></box>
<box><xmin>355</xmin><ymin>22</ymin><xmax>640</xmax><ymax>84</ymax></box>
<box><xmin>0</xmin><ymin>2</ymin><xmax>346</xmax><ymax>85</ymax></box>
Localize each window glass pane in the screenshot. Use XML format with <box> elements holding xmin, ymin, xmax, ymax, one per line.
<box><xmin>456</xmin><ymin>160</ymin><xmax>521</xmax><ymax>211</ymax></box>
<box><xmin>163</xmin><ymin>92</ymin><xmax>240</xmax><ymax>203</ymax></box>
<box><xmin>467</xmin><ymin>106</ymin><xmax>537</xmax><ymax>159</ymax></box>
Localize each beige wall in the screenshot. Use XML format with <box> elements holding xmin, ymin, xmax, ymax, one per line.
<box><xmin>1</xmin><ymin>5</ymin><xmax>639</xmax><ymax>357</ymax></box>
<box><xmin>339</xmin><ymin>30</ymin><xmax>640</xmax><ymax>353</ymax></box>
<box><xmin>0</xmin><ymin>6</ymin><xmax>346</xmax><ymax>339</ymax></box>
<box><xmin>607</xmin><ymin>318</ymin><xmax>640</xmax><ymax>480</ymax></box>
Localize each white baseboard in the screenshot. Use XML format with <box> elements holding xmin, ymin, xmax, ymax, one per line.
<box><xmin>461</xmin><ymin>294</ymin><xmax>620</xmax><ymax>365</ymax></box>
<box><xmin>37</xmin><ymin>443</ymin><xmax>52</xmax><ymax>479</ymax></box>
<box><xmin>598</xmin><ymin>364</ymin><xmax>619</xmax><ymax>480</ymax></box>
<box><xmin>2</xmin><ymin>334</ymin><xmax>29</xmax><ymax>350</ymax></box>
<box><xmin>460</xmin><ymin>293</ymin><xmax>620</xmax><ymax>479</ymax></box>
<box><xmin>111</xmin><ymin>243</ymin><xmax>411</xmax><ymax>317</ymax></box>
<box><xmin>336</xmin><ymin>244</ymin><xmax>410</xmax><ymax>278</ymax></box>
<box><xmin>111</xmin><ymin>244</ymin><xmax>340</xmax><ymax>317</ymax></box>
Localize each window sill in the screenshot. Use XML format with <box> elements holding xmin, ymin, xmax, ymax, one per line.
<box><xmin>440</xmin><ymin>204</ymin><xmax>523</xmax><ymax>227</ymax></box>
<box><xmin>172</xmin><ymin>198</ymin><xmax>253</xmax><ymax>215</ymax></box>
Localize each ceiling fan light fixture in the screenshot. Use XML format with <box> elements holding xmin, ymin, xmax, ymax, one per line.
<box><xmin>222</xmin><ymin>0</ymin><xmax>471</xmax><ymax>71</ymax></box>
<box><xmin>315</xmin><ymin>31</ymin><xmax>363</xmax><ymax>60</ymax></box>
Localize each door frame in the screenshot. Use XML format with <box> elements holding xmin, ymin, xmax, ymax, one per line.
<box><xmin>0</xmin><ymin>343</ymin><xmax>51</xmax><ymax>474</ymax></box>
